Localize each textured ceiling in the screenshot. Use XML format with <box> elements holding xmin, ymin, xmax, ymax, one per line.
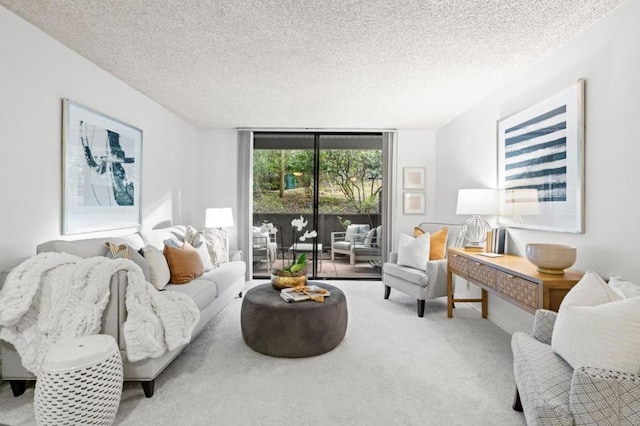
<box><xmin>1</xmin><ymin>0</ymin><xmax>626</xmax><ymax>129</ymax></box>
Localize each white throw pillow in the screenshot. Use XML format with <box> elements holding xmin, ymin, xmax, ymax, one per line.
<box><xmin>141</xmin><ymin>245</ymin><xmax>170</xmax><ymax>290</ymax></box>
<box><xmin>557</xmin><ymin>270</ymin><xmax>620</xmax><ymax>308</ymax></box>
<box><xmin>195</xmin><ymin>241</ymin><xmax>214</xmax><ymax>271</ymax></box>
<box><xmin>397</xmin><ymin>233</ymin><xmax>430</xmax><ymax>271</ymax></box>
<box><xmin>609</xmin><ymin>275</ymin><xmax>640</xmax><ymax>299</ymax></box>
<box><xmin>551</xmin><ymin>271</ymin><xmax>640</xmax><ymax>375</ymax></box>
<box><xmin>205</xmin><ymin>230</ymin><xmax>228</xmax><ymax>266</ymax></box>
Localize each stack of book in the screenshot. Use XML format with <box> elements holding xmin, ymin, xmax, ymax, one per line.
<box><xmin>486</xmin><ymin>227</ymin><xmax>507</xmax><ymax>254</ymax></box>
<box><xmin>280</xmin><ymin>285</ymin><xmax>331</xmax><ymax>303</ymax></box>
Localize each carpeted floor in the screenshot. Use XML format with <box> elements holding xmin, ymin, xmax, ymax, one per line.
<box><xmin>0</xmin><ymin>280</ymin><xmax>526</xmax><ymax>426</ymax></box>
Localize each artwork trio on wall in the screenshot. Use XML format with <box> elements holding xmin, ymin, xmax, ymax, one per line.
<box><xmin>62</xmin><ymin>99</ymin><xmax>142</xmax><ymax>235</ymax></box>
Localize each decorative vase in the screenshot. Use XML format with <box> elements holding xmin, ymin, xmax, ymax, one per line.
<box><xmin>271</xmin><ymin>273</ymin><xmax>307</xmax><ymax>290</ymax></box>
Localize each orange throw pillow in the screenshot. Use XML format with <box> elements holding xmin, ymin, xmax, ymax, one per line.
<box><xmin>163</xmin><ymin>242</ymin><xmax>204</xmax><ymax>284</ymax></box>
<box><xmin>429</xmin><ymin>228</ymin><xmax>448</xmax><ymax>260</ymax></box>
<box><xmin>413</xmin><ymin>227</ymin><xmax>448</xmax><ymax>260</ymax></box>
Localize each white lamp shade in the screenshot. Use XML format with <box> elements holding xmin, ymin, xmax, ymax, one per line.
<box><xmin>205</xmin><ymin>207</ymin><xmax>234</xmax><ymax>228</ymax></box>
<box><xmin>456</xmin><ymin>189</ymin><xmax>498</xmax><ymax>215</ymax></box>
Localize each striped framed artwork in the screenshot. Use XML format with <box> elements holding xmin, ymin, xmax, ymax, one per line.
<box><xmin>497</xmin><ymin>80</ymin><xmax>585</xmax><ymax>233</ymax></box>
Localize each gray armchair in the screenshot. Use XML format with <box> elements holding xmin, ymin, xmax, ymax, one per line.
<box><xmin>382</xmin><ymin>222</ymin><xmax>463</xmax><ymax>317</ymax></box>
<box><xmin>512</xmin><ymin>309</ymin><xmax>640</xmax><ymax>425</ymax></box>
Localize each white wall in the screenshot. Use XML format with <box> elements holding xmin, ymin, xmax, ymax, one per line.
<box><xmin>196</xmin><ymin>129</ymin><xmax>240</xmax><ymax>251</ymax></box>
<box><xmin>436</xmin><ymin>0</ymin><xmax>640</xmax><ymax>333</ymax></box>
<box><xmin>392</xmin><ymin>130</ymin><xmax>438</xmax><ymax>250</ymax></box>
<box><xmin>0</xmin><ymin>6</ymin><xmax>199</xmax><ymax>271</ymax></box>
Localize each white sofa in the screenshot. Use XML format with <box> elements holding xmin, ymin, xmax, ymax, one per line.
<box><xmin>0</xmin><ymin>225</ymin><xmax>246</xmax><ymax>398</ymax></box>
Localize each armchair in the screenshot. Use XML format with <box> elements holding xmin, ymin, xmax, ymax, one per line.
<box><xmin>350</xmin><ymin>225</ymin><xmax>382</xmax><ymax>269</ymax></box>
<box><xmin>512</xmin><ymin>309</ymin><xmax>640</xmax><ymax>425</ymax></box>
<box><xmin>330</xmin><ymin>224</ymin><xmax>370</xmax><ymax>262</ymax></box>
<box><xmin>382</xmin><ymin>223</ymin><xmax>463</xmax><ymax>317</ymax></box>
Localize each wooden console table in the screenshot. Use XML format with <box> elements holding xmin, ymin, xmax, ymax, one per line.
<box><xmin>446</xmin><ymin>247</ymin><xmax>583</xmax><ymax>318</ymax></box>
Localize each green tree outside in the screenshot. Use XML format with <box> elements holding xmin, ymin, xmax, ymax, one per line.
<box><xmin>253</xmin><ymin>149</ymin><xmax>382</xmax><ymax>214</ymax></box>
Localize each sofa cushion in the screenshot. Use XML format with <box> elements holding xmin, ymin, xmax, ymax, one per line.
<box><xmin>166</xmin><ymin>279</ymin><xmax>217</xmax><ymax>311</ymax></box>
<box><xmin>552</xmin><ymin>270</ymin><xmax>640</xmax><ymax>375</ymax></box>
<box><xmin>397</xmin><ymin>233</ymin><xmax>430</xmax><ymax>271</ymax></box>
<box><xmin>164</xmin><ymin>242</ymin><xmax>204</xmax><ymax>284</ymax></box>
<box><xmin>352</xmin><ymin>245</ymin><xmax>381</xmax><ymax>256</ymax></box>
<box><xmin>413</xmin><ymin>227</ymin><xmax>448</xmax><ymax>260</ymax></box>
<box><xmin>553</xmin><ymin>295</ymin><xmax>640</xmax><ymax>375</ymax></box>
<box><xmin>201</xmin><ymin>261</ymin><xmax>246</xmax><ymax>296</ymax></box>
<box><xmin>141</xmin><ymin>245</ymin><xmax>170</xmax><ymax>290</ymax></box>
<box><xmin>345</xmin><ymin>224</ymin><xmax>369</xmax><ymax>244</ymax></box>
<box><xmin>609</xmin><ymin>275</ymin><xmax>640</xmax><ymax>299</ymax></box>
<box><xmin>363</xmin><ymin>228</ymin><xmax>376</xmax><ymax>247</ymax></box>
<box><xmin>512</xmin><ymin>332</ymin><xmax>573</xmax><ymax>425</ymax></box>
<box><xmin>105</xmin><ymin>242</ymin><xmax>151</xmax><ymax>282</ymax></box>
<box><xmin>205</xmin><ymin>230</ymin><xmax>229</xmax><ymax>266</ymax></box>
<box><xmin>333</xmin><ymin>241</ymin><xmax>351</xmax><ymax>251</ymax></box>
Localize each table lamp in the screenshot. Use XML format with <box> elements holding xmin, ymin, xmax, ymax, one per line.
<box><xmin>456</xmin><ymin>189</ymin><xmax>497</xmax><ymax>249</ymax></box>
<box><xmin>205</xmin><ymin>207</ymin><xmax>234</xmax><ymax>255</ymax></box>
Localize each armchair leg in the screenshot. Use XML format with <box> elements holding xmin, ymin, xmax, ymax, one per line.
<box><xmin>417</xmin><ymin>300</ymin><xmax>425</xmax><ymax>317</ymax></box>
<box><xmin>384</xmin><ymin>285</ymin><xmax>391</xmax><ymax>299</ymax></box>
<box><xmin>512</xmin><ymin>386</ymin><xmax>523</xmax><ymax>412</ymax></box>
<box><xmin>141</xmin><ymin>380</ymin><xmax>155</xmax><ymax>398</ymax></box>
<box><xmin>9</xmin><ymin>380</ymin><xmax>28</xmax><ymax>397</ymax></box>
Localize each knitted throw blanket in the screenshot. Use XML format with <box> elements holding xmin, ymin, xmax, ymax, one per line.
<box><xmin>0</xmin><ymin>252</ymin><xmax>200</xmax><ymax>375</ymax></box>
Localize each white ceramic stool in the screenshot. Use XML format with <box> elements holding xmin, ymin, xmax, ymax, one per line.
<box><xmin>34</xmin><ymin>334</ymin><xmax>123</xmax><ymax>426</ymax></box>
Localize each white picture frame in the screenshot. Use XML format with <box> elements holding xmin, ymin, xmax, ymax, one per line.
<box><xmin>497</xmin><ymin>80</ymin><xmax>585</xmax><ymax>233</ymax></box>
<box><xmin>62</xmin><ymin>99</ymin><xmax>142</xmax><ymax>235</ymax></box>
<box><xmin>403</xmin><ymin>192</ymin><xmax>425</xmax><ymax>214</ymax></box>
<box><xmin>403</xmin><ymin>167</ymin><xmax>425</xmax><ymax>190</ymax></box>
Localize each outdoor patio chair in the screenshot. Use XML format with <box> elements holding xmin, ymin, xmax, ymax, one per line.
<box><xmin>350</xmin><ymin>225</ymin><xmax>382</xmax><ymax>269</ymax></box>
<box><xmin>330</xmin><ymin>224</ymin><xmax>370</xmax><ymax>262</ymax></box>
<box><xmin>252</xmin><ymin>227</ymin><xmax>277</xmax><ymax>271</ymax></box>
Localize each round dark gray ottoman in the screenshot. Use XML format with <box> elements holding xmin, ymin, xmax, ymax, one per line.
<box><xmin>241</xmin><ymin>283</ymin><xmax>348</xmax><ymax>358</ymax></box>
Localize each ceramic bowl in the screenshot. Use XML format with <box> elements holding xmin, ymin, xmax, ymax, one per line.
<box><xmin>525</xmin><ymin>243</ymin><xmax>577</xmax><ymax>275</ymax></box>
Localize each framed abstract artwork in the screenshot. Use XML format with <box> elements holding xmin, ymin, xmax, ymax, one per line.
<box><xmin>62</xmin><ymin>99</ymin><xmax>142</xmax><ymax>234</ymax></box>
<box><xmin>497</xmin><ymin>80</ymin><xmax>585</xmax><ymax>233</ymax></box>
<box><xmin>403</xmin><ymin>167</ymin><xmax>425</xmax><ymax>189</ymax></box>
<box><xmin>403</xmin><ymin>192</ymin><xmax>426</xmax><ymax>214</ymax></box>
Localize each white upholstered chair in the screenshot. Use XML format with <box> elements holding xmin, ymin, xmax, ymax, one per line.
<box><xmin>382</xmin><ymin>223</ymin><xmax>463</xmax><ymax>317</ymax></box>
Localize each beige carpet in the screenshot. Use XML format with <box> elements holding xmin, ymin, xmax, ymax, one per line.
<box><xmin>0</xmin><ymin>280</ymin><xmax>526</xmax><ymax>425</ymax></box>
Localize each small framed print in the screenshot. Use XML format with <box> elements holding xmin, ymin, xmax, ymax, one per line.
<box><xmin>403</xmin><ymin>167</ymin><xmax>425</xmax><ymax>190</ymax></box>
<box><xmin>403</xmin><ymin>192</ymin><xmax>425</xmax><ymax>214</ymax></box>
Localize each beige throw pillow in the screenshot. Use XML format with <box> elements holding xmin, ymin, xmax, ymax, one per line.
<box><xmin>141</xmin><ymin>245</ymin><xmax>170</xmax><ymax>290</ymax></box>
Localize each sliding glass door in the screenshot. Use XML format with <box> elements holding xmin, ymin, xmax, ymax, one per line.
<box><xmin>252</xmin><ymin>132</ymin><xmax>383</xmax><ymax>280</ymax></box>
